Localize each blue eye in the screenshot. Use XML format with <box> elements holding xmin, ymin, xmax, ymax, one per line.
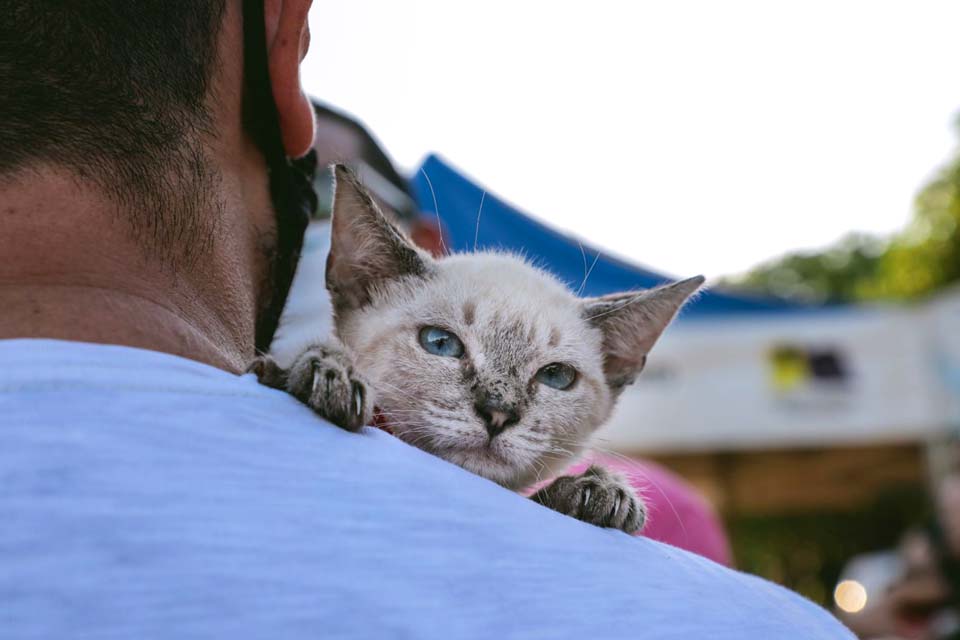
<box><xmin>535</xmin><ymin>363</ymin><xmax>577</xmax><ymax>390</ymax></box>
<box><xmin>418</xmin><ymin>326</ymin><xmax>465</xmax><ymax>358</ymax></box>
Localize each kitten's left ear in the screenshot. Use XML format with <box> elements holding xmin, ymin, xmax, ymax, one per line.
<box><xmin>582</xmin><ymin>276</ymin><xmax>704</xmax><ymax>394</ymax></box>
<box><xmin>326</xmin><ymin>165</ymin><xmax>433</xmax><ymax>313</ymax></box>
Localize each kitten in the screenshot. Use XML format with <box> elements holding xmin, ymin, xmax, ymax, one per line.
<box><xmin>250</xmin><ymin>165</ymin><xmax>702</xmax><ymax>533</ymax></box>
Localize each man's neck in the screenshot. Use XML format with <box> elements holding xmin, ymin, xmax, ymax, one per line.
<box><xmin>0</xmin><ymin>167</ymin><xmax>257</xmax><ymax>373</ymax></box>
<box><xmin>0</xmin><ymin>285</ymin><xmax>248</xmax><ymax>373</ymax></box>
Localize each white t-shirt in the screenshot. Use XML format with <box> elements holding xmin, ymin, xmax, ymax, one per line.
<box><xmin>269</xmin><ymin>220</ymin><xmax>335</xmax><ymax>367</ymax></box>
<box><xmin>0</xmin><ymin>338</ymin><xmax>853</xmax><ymax>639</ymax></box>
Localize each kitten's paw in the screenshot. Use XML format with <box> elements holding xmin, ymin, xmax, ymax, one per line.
<box><xmin>285</xmin><ymin>343</ymin><xmax>373</xmax><ymax>432</ymax></box>
<box><xmin>246</xmin><ymin>355</ymin><xmax>288</xmax><ymax>389</ymax></box>
<box><xmin>531</xmin><ymin>465</ymin><xmax>646</xmax><ymax>534</ymax></box>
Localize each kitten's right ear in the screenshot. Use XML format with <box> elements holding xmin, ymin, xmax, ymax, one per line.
<box><xmin>326</xmin><ymin>165</ymin><xmax>432</xmax><ymax>312</ymax></box>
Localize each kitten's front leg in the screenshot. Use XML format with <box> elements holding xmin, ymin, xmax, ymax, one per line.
<box><xmin>531</xmin><ymin>465</ymin><xmax>646</xmax><ymax>534</ymax></box>
<box><xmin>247</xmin><ymin>341</ymin><xmax>373</xmax><ymax>432</ymax></box>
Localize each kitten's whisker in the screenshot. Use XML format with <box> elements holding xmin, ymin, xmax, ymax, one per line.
<box><xmin>523</xmin><ymin>456</ymin><xmax>549</xmax><ymax>489</ymax></box>
<box><xmin>532</xmin><ymin>460</ymin><xmax>548</xmax><ymax>487</ymax></box>
<box><xmin>473</xmin><ymin>190</ymin><xmax>486</xmax><ymax>251</ymax></box>
<box><xmin>420</xmin><ymin>167</ymin><xmax>447</xmax><ymax>256</ymax></box>
<box><xmin>557</xmin><ymin>443</ymin><xmax>690</xmax><ymax>540</ymax></box>
<box><xmin>392</xmin><ymin>423</ymin><xmax>475</xmax><ymax>441</ymax></box>
<box><xmin>576</xmin><ymin>240</ymin><xmax>588</xmax><ymax>294</ymax></box>
<box><xmin>374</xmin><ymin>407</ymin><xmax>427</xmax><ymax>414</ymax></box>
<box><xmin>379</xmin><ymin>422</ymin><xmax>435</xmax><ymax>430</ymax></box>
<box><xmin>584</xmin><ymin>293</ymin><xmax>650</xmax><ymax>322</ymax></box>
<box><xmin>404</xmin><ymin>433</ymin><xmax>437</xmax><ymax>448</ymax></box>
<box><xmin>577</xmin><ymin>249</ymin><xmax>602</xmax><ymax>297</ymax></box>
<box><xmin>367</xmin><ymin>379</ymin><xmax>411</xmax><ymax>395</ymax></box>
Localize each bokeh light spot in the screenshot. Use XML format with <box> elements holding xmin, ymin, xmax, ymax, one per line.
<box><xmin>834</xmin><ymin>579</ymin><xmax>868</xmax><ymax>613</ymax></box>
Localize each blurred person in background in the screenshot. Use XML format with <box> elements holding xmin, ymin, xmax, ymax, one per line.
<box><xmin>840</xmin><ymin>470</ymin><xmax>960</xmax><ymax>639</ymax></box>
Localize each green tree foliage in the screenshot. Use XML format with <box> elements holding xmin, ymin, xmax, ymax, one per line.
<box><xmin>728</xmin><ymin>122</ymin><xmax>960</xmax><ymax>303</ymax></box>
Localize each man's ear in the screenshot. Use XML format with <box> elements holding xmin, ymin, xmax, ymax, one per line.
<box><xmin>326</xmin><ymin>165</ymin><xmax>433</xmax><ymax>313</ymax></box>
<box><xmin>265</xmin><ymin>0</ymin><xmax>315</xmax><ymax>157</ymax></box>
<box><xmin>582</xmin><ymin>276</ymin><xmax>704</xmax><ymax>394</ymax></box>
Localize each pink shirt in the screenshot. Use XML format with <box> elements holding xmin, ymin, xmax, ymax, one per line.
<box><xmin>564</xmin><ymin>452</ymin><xmax>733</xmax><ymax>566</ymax></box>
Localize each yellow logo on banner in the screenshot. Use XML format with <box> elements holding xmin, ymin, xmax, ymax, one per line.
<box><xmin>769</xmin><ymin>346</ymin><xmax>811</xmax><ymax>392</ymax></box>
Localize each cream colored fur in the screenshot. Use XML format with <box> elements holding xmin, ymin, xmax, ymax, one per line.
<box><xmin>321</xmin><ymin>166</ymin><xmax>702</xmax><ymax>491</ymax></box>
<box><xmin>337</xmin><ymin>252</ymin><xmax>616</xmax><ymax>489</ymax></box>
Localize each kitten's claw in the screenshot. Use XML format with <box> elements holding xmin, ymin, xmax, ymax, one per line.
<box><xmin>531</xmin><ymin>465</ymin><xmax>646</xmax><ymax>534</ymax></box>
<box><xmin>249</xmin><ymin>342</ymin><xmax>373</xmax><ymax>432</ymax></box>
<box><xmin>352</xmin><ymin>383</ymin><xmax>365</xmax><ymax>420</ymax></box>
<box><xmin>291</xmin><ymin>345</ymin><xmax>372</xmax><ymax>432</ymax></box>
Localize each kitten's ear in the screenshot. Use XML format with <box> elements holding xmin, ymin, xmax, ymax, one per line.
<box><xmin>582</xmin><ymin>276</ymin><xmax>704</xmax><ymax>394</ymax></box>
<box><xmin>326</xmin><ymin>165</ymin><xmax>432</xmax><ymax>312</ymax></box>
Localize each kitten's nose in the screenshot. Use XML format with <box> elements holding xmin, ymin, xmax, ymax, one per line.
<box><xmin>474</xmin><ymin>399</ymin><xmax>520</xmax><ymax>439</ymax></box>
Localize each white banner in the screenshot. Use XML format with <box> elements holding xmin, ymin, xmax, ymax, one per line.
<box><xmin>599</xmin><ymin>292</ymin><xmax>959</xmax><ymax>453</ymax></box>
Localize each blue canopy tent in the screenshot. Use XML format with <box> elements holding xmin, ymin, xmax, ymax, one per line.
<box><xmin>402</xmin><ymin>156</ymin><xmax>955</xmax><ymax>453</ymax></box>
<box><xmin>284</xmin><ymin>108</ymin><xmax>952</xmax><ymax>452</ymax></box>
<box><xmin>410</xmin><ymin>155</ymin><xmax>802</xmax><ymax>318</ymax></box>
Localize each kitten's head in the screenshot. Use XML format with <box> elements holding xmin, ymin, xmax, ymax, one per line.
<box><xmin>326</xmin><ymin>166</ymin><xmax>702</xmax><ymax>489</ymax></box>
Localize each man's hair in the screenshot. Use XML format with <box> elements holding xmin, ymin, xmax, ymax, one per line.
<box><xmin>0</xmin><ymin>1</ymin><xmax>228</xmax><ymax>256</ymax></box>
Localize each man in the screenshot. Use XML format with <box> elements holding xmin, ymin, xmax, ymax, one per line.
<box><xmin>0</xmin><ymin>1</ymin><xmax>852</xmax><ymax>637</ymax></box>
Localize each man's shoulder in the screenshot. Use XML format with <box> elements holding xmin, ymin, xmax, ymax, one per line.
<box><xmin>0</xmin><ymin>339</ymin><xmax>852</xmax><ymax>639</ymax></box>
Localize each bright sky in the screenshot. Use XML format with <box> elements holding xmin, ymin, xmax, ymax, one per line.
<box><xmin>303</xmin><ymin>1</ymin><xmax>960</xmax><ymax>279</ymax></box>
